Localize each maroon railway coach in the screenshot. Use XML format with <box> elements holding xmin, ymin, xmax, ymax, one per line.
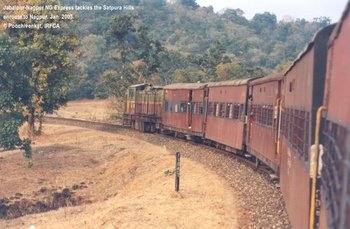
<box><xmin>318</xmin><ymin>2</ymin><xmax>350</xmax><ymax>228</ymax></box>
<box><xmin>162</xmin><ymin>83</ymin><xmax>208</xmax><ymax>138</ymax></box>
<box><xmin>204</xmin><ymin>79</ymin><xmax>254</xmax><ymax>153</ymax></box>
<box><xmin>246</xmin><ymin>74</ymin><xmax>284</xmax><ymax>172</ymax></box>
<box><xmin>279</xmin><ymin>24</ymin><xmax>336</xmax><ymax>229</ymax></box>
<box><xmin>123</xmin><ymin>83</ymin><xmax>163</xmax><ymax>132</ymax></box>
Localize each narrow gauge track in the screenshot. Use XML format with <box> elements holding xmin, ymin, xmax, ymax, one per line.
<box><xmin>43</xmin><ymin>116</ymin><xmax>291</xmax><ymax>228</ymax></box>
<box><xmin>155</xmin><ymin>132</ymin><xmax>276</xmax><ymax>179</ymax></box>
<box><xmin>43</xmin><ymin>116</ymin><xmax>127</xmax><ymax>133</ymax></box>
<box><xmin>44</xmin><ymin>116</ymin><xmax>275</xmax><ymax>178</ymax></box>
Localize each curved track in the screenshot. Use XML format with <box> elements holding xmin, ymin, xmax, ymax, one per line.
<box><xmin>43</xmin><ymin>116</ymin><xmax>290</xmax><ymax>228</ymax></box>
<box><xmin>44</xmin><ymin>116</ymin><xmax>275</xmax><ymax>178</ymax></box>
<box><xmin>43</xmin><ymin>116</ymin><xmax>125</xmax><ymax>132</ymax></box>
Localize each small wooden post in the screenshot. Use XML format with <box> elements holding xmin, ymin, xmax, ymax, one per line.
<box><xmin>175</xmin><ymin>152</ymin><xmax>180</xmax><ymax>192</ymax></box>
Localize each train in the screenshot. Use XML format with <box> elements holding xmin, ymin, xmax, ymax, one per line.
<box><xmin>123</xmin><ymin>1</ymin><xmax>350</xmax><ymax>228</ymax></box>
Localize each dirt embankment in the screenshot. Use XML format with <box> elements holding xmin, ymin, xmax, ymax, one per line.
<box><xmin>0</xmin><ymin>121</ymin><xmax>239</xmax><ymax>228</ymax></box>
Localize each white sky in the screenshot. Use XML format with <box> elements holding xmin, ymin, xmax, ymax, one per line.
<box><xmin>196</xmin><ymin>0</ymin><xmax>349</xmax><ymax>23</ymax></box>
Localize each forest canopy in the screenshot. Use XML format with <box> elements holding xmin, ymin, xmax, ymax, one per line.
<box><xmin>55</xmin><ymin>0</ymin><xmax>329</xmax><ymax>99</ymax></box>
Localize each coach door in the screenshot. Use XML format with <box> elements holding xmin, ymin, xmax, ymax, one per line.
<box><xmin>202</xmin><ymin>87</ymin><xmax>209</xmax><ymax>133</ymax></box>
<box><xmin>247</xmin><ymin>86</ymin><xmax>253</xmax><ymax>144</ymax></box>
<box><xmin>275</xmin><ymin>80</ymin><xmax>283</xmax><ymax>155</ymax></box>
<box><xmin>187</xmin><ymin>90</ymin><xmax>193</xmax><ymax>128</ymax></box>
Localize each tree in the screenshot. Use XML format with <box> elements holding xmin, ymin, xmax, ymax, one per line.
<box><xmin>275</xmin><ymin>22</ymin><xmax>292</xmax><ymax>42</ymax></box>
<box><xmin>1</xmin><ymin>0</ymin><xmax>80</xmax><ymax>135</ymax></box>
<box><xmin>313</xmin><ymin>16</ymin><xmax>331</xmax><ymax>26</ymax></box>
<box><xmin>140</xmin><ymin>0</ymin><xmax>166</xmax><ymax>9</ymax></box>
<box><xmin>0</xmin><ymin>33</ymin><xmax>32</xmax><ymax>159</ymax></box>
<box><xmin>180</xmin><ymin>0</ymin><xmax>200</xmax><ymax>10</ymax></box>
<box><xmin>251</xmin><ymin>12</ymin><xmax>277</xmax><ymax>35</ymax></box>
<box><xmin>66</xmin><ymin>34</ymin><xmax>110</xmax><ymax>100</ymax></box>
<box><xmin>222</xmin><ymin>8</ymin><xmax>249</xmax><ymax>26</ymax></box>
<box><xmin>133</xmin><ymin>26</ymin><xmax>166</xmax><ymax>80</ymax></box>
<box><xmin>106</xmin><ymin>15</ymin><xmax>166</xmax><ymax>95</ymax></box>
<box><xmin>158</xmin><ymin>50</ymin><xmax>191</xmax><ymax>84</ymax></box>
<box><xmin>188</xmin><ymin>41</ymin><xmax>230</xmax><ymax>81</ymax></box>
<box><xmin>216</xmin><ymin>62</ymin><xmax>266</xmax><ymax>81</ymax></box>
<box><xmin>98</xmin><ymin>70</ymin><xmax>123</xmax><ymax>97</ymax></box>
<box><xmin>172</xmin><ymin>67</ymin><xmax>202</xmax><ymax>83</ymax></box>
<box><xmin>108</xmin><ymin>15</ymin><xmax>138</xmax><ymax>80</ymax></box>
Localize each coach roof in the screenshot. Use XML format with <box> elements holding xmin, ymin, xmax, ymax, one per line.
<box><xmin>163</xmin><ymin>82</ymin><xmax>208</xmax><ymax>90</ymax></box>
<box><xmin>249</xmin><ymin>73</ymin><xmax>283</xmax><ymax>86</ymax></box>
<box><xmin>207</xmin><ymin>78</ymin><xmax>253</xmax><ymax>87</ymax></box>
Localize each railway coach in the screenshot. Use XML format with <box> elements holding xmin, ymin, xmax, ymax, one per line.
<box><xmin>162</xmin><ymin>83</ymin><xmax>207</xmax><ymax>139</ymax></box>
<box><xmin>279</xmin><ymin>23</ymin><xmax>336</xmax><ymax>229</ymax></box>
<box><xmin>246</xmin><ymin>74</ymin><xmax>284</xmax><ymax>173</ymax></box>
<box><xmin>318</xmin><ymin>2</ymin><xmax>350</xmax><ymax>228</ymax></box>
<box><xmin>204</xmin><ymin>79</ymin><xmax>255</xmax><ymax>154</ymax></box>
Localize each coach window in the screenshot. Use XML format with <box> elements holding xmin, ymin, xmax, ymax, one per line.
<box><xmin>128</xmin><ymin>89</ymin><xmax>135</xmax><ymax>100</ymax></box>
<box><xmin>233</xmin><ymin>104</ymin><xmax>240</xmax><ymax>119</ymax></box>
<box><xmin>239</xmin><ymin>104</ymin><xmax>244</xmax><ymax>120</ymax></box>
<box><xmin>289</xmin><ymin>79</ymin><xmax>295</xmax><ymax>92</ymax></box>
<box><xmin>215</xmin><ymin>103</ymin><xmax>220</xmax><ymax>117</ymax></box>
<box><xmin>219</xmin><ymin>103</ymin><xmax>225</xmax><ymax>117</ymax></box>
<box><xmin>268</xmin><ymin>106</ymin><xmax>273</xmax><ymax>126</ymax></box>
<box><xmin>281</xmin><ymin>111</ymin><xmax>287</xmax><ymax>137</ymax></box>
<box><xmin>226</xmin><ymin>103</ymin><xmax>233</xmax><ymax>119</ymax></box>
<box><xmin>180</xmin><ymin>102</ymin><xmax>187</xmax><ymax>113</ymax></box>
<box><xmin>165</xmin><ymin>101</ymin><xmax>169</xmax><ymax>111</ymax></box>
<box><xmin>263</xmin><ymin>106</ymin><xmax>268</xmax><ymax>125</ymax></box>
<box><xmin>209</xmin><ymin>102</ymin><xmax>214</xmax><ymax>116</ymax></box>
<box><xmin>174</xmin><ymin>104</ymin><xmax>179</xmax><ymax>113</ymax></box>
<box><xmin>261</xmin><ymin>106</ymin><xmax>265</xmax><ymax>125</ymax></box>
<box><xmin>255</xmin><ymin>105</ymin><xmax>261</xmax><ymax>123</ymax></box>
<box><xmin>198</xmin><ymin>102</ymin><xmax>204</xmax><ymax>115</ymax></box>
<box><xmin>192</xmin><ymin>102</ymin><xmax>197</xmax><ymax>115</ymax></box>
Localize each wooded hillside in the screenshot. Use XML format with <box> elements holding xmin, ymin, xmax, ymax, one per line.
<box><xmin>58</xmin><ymin>0</ymin><xmax>330</xmax><ymax>99</ymax></box>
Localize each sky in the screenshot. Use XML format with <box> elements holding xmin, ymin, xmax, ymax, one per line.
<box><xmin>196</xmin><ymin>0</ymin><xmax>349</xmax><ymax>23</ymax></box>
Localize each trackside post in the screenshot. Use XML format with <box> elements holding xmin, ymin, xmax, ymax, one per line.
<box><xmin>175</xmin><ymin>152</ymin><xmax>180</xmax><ymax>192</ymax></box>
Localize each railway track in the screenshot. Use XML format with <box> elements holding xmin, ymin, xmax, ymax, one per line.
<box><xmin>157</xmin><ymin>132</ymin><xmax>276</xmax><ymax>179</ymax></box>
<box><xmin>43</xmin><ymin>116</ymin><xmax>126</xmax><ymax>132</ymax></box>
<box><xmin>43</xmin><ymin>116</ymin><xmax>291</xmax><ymax>228</ymax></box>
<box><xmin>44</xmin><ymin>116</ymin><xmax>276</xmax><ymax>179</ymax></box>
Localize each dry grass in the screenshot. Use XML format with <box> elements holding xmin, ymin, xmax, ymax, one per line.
<box><xmin>49</xmin><ymin>98</ymin><xmax>121</xmax><ymax>123</ymax></box>
<box><xmin>0</xmin><ymin>99</ymin><xmax>239</xmax><ymax>229</ymax></box>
